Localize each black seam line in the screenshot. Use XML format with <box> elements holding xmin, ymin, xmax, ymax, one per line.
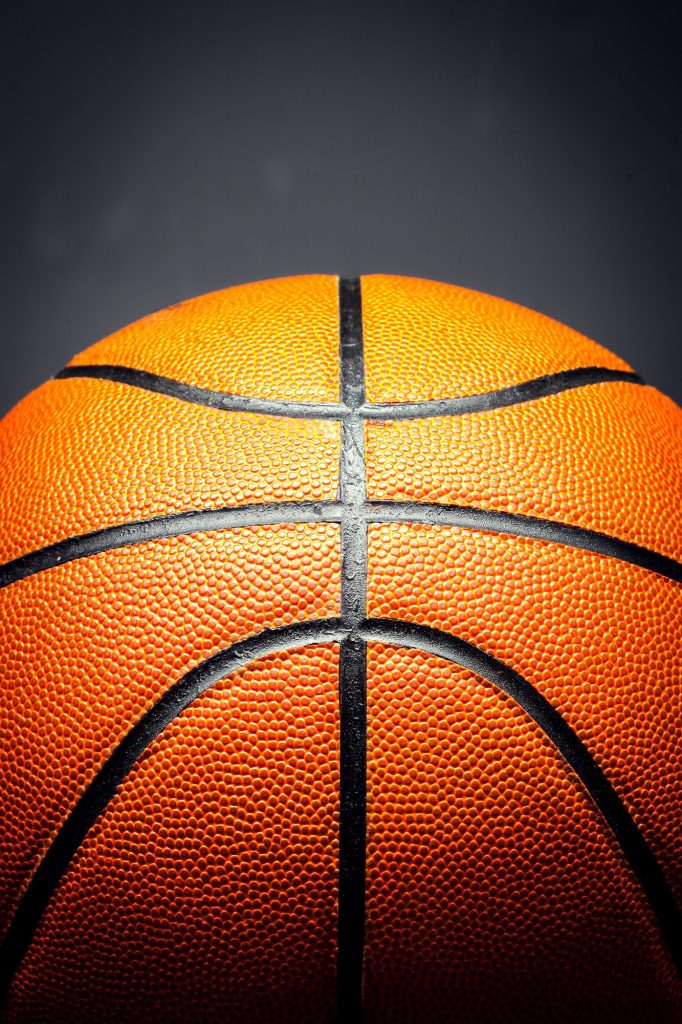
<box><xmin>361</xmin><ymin>367</ymin><xmax>644</xmax><ymax>418</ymax></box>
<box><xmin>2</xmin><ymin>616</ymin><xmax>680</xmax><ymax>1006</ymax></box>
<box><xmin>366</xmin><ymin>502</ymin><xmax>682</xmax><ymax>584</ymax></box>
<box><xmin>0</xmin><ymin>503</ymin><xmax>346</xmax><ymax>591</ymax></box>
<box><xmin>361</xmin><ymin>619</ymin><xmax>682</xmax><ymax>978</ymax></box>
<box><xmin>1</xmin><ymin>500</ymin><xmax>680</xmax><ymax>594</ymax></box>
<box><xmin>337</xmin><ymin>277</ymin><xmax>367</xmax><ymax>1024</ymax></box>
<box><xmin>55</xmin><ymin>365</ymin><xmax>347</xmax><ymax>420</ymax></box>
<box><xmin>55</xmin><ymin>365</ymin><xmax>643</xmax><ymax>421</ymax></box>
<box><xmin>0</xmin><ymin>618</ymin><xmax>348</xmax><ymax>1006</ymax></box>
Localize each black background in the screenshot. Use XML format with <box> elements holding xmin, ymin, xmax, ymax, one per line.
<box><xmin>1</xmin><ymin>0</ymin><xmax>680</xmax><ymax>416</ymax></box>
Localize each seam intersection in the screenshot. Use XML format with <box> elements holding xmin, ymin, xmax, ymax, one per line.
<box><xmin>336</xmin><ymin>278</ymin><xmax>368</xmax><ymax>1023</ymax></box>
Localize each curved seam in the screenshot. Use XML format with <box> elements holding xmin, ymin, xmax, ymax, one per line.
<box><xmin>0</xmin><ymin>503</ymin><xmax>346</xmax><ymax>590</ymax></box>
<box><xmin>54</xmin><ymin>365</ymin><xmax>644</xmax><ymax>421</ymax></box>
<box><xmin>366</xmin><ymin>502</ymin><xmax>682</xmax><ymax>584</ymax></box>
<box><xmin>362</xmin><ymin>618</ymin><xmax>682</xmax><ymax>977</ymax></box>
<box><xmin>360</xmin><ymin>367</ymin><xmax>644</xmax><ymax>419</ymax></box>
<box><xmin>1</xmin><ymin>501</ymin><xmax>680</xmax><ymax>592</ymax></box>
<box><xmin>0</xmin><ymin>618</ymin><xmax>348</xmax><ymax>1003</ymax></box>
<box><xmin>55</xmin><ymin>366</ymin><xmax>347</xmax><ymax>420</ymax></box>
<box><xmin>1</xmin><ymin>615</ymin><xmax>679</xmax><ymax>1003</ymax></box>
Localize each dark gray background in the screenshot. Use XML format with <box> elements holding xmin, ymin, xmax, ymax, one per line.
<box><xmin>1</xmin><ymin>0</ymin><xmax>680</xmax><ymax>416</ymax></box>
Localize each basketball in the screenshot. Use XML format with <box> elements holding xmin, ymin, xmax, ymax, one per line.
<box><xmin>0</xmin><ymin>274</ymin><xmax>680</xmax><ymax>1022</ymax></box>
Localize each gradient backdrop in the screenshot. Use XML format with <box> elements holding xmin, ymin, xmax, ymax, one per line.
<box><xmin>1</xmin><ymin>0</ymin><xmax>680</xmax><ymax>417</ymax></box>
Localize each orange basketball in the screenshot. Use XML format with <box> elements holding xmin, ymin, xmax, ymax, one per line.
<box><xmin>0</xmin><ymin>275</ymin><xmax>680</xmax><ymax>1023</ymax></box>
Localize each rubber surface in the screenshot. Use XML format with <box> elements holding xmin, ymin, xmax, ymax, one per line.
<box><xmin>0</xmin><ymin>274</ymin><xmax>681</xmax><ymax>1023</ymax></box>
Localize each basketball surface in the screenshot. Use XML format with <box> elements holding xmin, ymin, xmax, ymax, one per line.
<box><xmin>0</xmin><ymin>274</ymin><xmax>681</xmax><ymax>1023</ymax></box>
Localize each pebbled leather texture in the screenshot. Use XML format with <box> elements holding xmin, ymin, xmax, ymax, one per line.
<box><xmin>0</xmin><ymin>275</ymin><xmax>680</xmax><ymax>1022</ymax></box>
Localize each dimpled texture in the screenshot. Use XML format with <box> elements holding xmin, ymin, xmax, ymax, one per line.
<box><xmin>364</xmin><ymin>644</ymin><xmax>682</xmax><ymax>1024</ymax></box>
<box><xmin>365</xmin><ymin>384</ymin><xmax>682</xmax><ymax>562</ymax></box>
<box><xmin>361</xmin><ymin>274</ymin><xmax>630</xmax><ymax>401</ymax></box>
<box><xmin>0</xmin><ymin>526</ymin><xmax>339</xmax><ymax>939</ymax></box>
<box><xmin>69</xmin><ymin>275</ymin><xmax>341</xmax><ymax>401</ymax></box>
<box><xmin>0</xmin><ymin>379</ymin><xmax>339</xmax><ymax>564</ymax></box>
<box><xmin>5</xmin><ymin>647</ymin><xmax>340</xmax><ymax>1024</ymax></box>
<box><xmin>0</xmin><ymin>274</ymin><xmax>681</xmax><ymax>1023</ymax></box>
<box><xmin>367</xmin><ymin>525</ymin><xmax>682</xmax><ymax>909</ymax></box>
